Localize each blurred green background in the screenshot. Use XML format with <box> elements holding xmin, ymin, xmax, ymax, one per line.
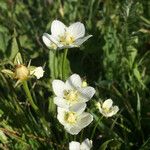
<box><xmin>0</xmin><ymin>0</ymin><xmax>150</xmax><ymax>149</ymax></box>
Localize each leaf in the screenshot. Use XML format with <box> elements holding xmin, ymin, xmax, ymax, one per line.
<box><xmin>14</xmin><ymin>52</ymin><xmax>23</xmax><ymax>65</ymax></box>
<box><xmin>9</xmin><ymin>36</ymin><xmax>19</xmax><ymax>60</ymax></box>
<box><xmin>99</xmin><ymin>139</ymin><xmax>114</xmax><ymax>150</ymax></box>
<box><xmin>0</xmin><ymin>130</ymin><xmax>8</xmax><ymax>143</ymax></box>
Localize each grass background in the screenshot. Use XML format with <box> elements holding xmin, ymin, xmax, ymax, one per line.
<box><xmin>0</xmin><ymin>0</ymin><xmax>150</xmax><ymax>149</ymax></box>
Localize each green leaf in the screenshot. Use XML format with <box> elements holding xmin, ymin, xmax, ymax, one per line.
<box><xmin>99</xmin><ymin>139</ymin><xmax>114</xmax><ymax>150</ymax></box>
<box><xmin>14</xmin><ymin>52</ymin><xmax>23</xmax><ymax>65</ymax></box>
<box><xmin>9</xmin><ymin>36</ymin><xmax>19</xmax><ymax>60</ymax></box>
<box><xmin>0</xmin><ymin>130</ymin><xmax>8</xmax><ymax>143</ymax></box>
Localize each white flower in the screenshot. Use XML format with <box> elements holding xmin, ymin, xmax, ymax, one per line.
<box><xmin>42</xmin><ymin>20</ymin><xmax>92</xmax><ymax>49</ymax></box>
<box><xmin>30</xmin><ymin>66</ymin><xmax>44</xmax><ymax>79</ymax></box>
<box><xmin>69</xmin><ymin>138</ymin><xmax>92</xmax><ymax>150</ymax></box>
<box><xmin>96</xmin><ymin>99</ymin><xmax>119</xmax><ymax>117</ymax></box>
<box><xmin>57</xmin><ymin>104</ymin><xmax>93</xmax><ymax>135</ymax></box>
<box><xmin>52</xmin><ymin>74</ymin><xmax>95</xmax><ymax>109</ymax></box>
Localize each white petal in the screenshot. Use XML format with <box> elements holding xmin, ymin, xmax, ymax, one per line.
<box><xmin>57</xmin><ymin>107</ymin><xmax>66</xmax><ymax>125</ymax></box>
<box><xmin>32</xmin><ymin>67</ymin><xmax>44</xmax><ymax>79</ymax></box>
<box><xmin>69</xmin><ymin>103</ymin><xmax>86</xmax><ymax>114</ymax></box>
<box><xmin>81</xmin><ymin>139</ymin><xmax>92</xmax><ymax>150</ymax></box>
<box><xmin>78</xmin><ymin>87</ymin><xmax>95</xmax><ymax>102</ymax></box>
<box><xmin>77</xmin><ymin>112</ymin><xmax>93</xmax><ymax>128</ymax></box>
<box><xmin>52</xmin><ymin>80</ymin><xmax>65</xmax><ymax>97</ymax></box>
<box><xmin>54</xmin><ymin>97</ymin><xmax>69</xmax><ymax>109</ymax></box>
<box><xmin>66</xmin><ymin>126</ymin><xmax>82</xmax><ymax>135</ymax></box>
<box><xmin>42</xmin><ymin>33</ymin><xmax>53</xmax><ymax>48</ymax></box>
<box><xmin>74</xmin><ymin>35</ymin><xmax>92</xmax><ymax>46</ymax></box>
<box><xmin>102</xmin><ymin>99</ymin><xmax>113</xmax><ymax>109</ymax></box>
<box><xmin>67</xmin><ymin>22</ymin><xmax>85</xmax><ymax>39</ymax></box>
<box><xmin>51</xmin><ymin>20</ymin><xmax>66</xmax><ymax>37</ymax></box>
<box><xmin>65</xmin><ymin>74</ymin><xmax>82</xmax><ymax>90</ymax></box>
<box><xmin>43</xmin><ymin>33</ymin><xmax>63</xmax><ymax>48</ymax></box>
<box><xmin>112</xmin><ymin>106</ymin><xmax>119</xmax><ymax>115</ymax></box>
<box><xmin>69</xmin><ymin>141</ymin><xmax>80</xmax><ymax>150</ymax></box>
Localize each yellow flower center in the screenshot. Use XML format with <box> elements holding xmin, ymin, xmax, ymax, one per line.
<box><xmin>59</xmin><ymin>32</ymin><xmax>75</xmax><ymax>45</ymax></box>
<box><xmin>14</xmin><ymin>65</ymin><xmax>29</xmax><ymax>80</ymax></box>
<box><xmin>103</xmin><ymin>107</ymin><xmax>111</xmax><ymax>113</ymax></box>
<box><xmin>65</xmin><ymin>112</ymin><xmax>77</xmax><ymax>124</ymax></box>
<box><xmin>64</xmin><ymin>90</ymin><xmax>79</xmax><ymax>103</ymax></box>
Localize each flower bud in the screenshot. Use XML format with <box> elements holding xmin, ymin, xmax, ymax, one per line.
<box><xmin>14</xmin><ymin>65</ymin><xmax>29</xmax><ymax>80</ymax></box>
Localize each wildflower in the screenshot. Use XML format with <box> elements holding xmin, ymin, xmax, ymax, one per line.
<box><xmin>42</xmin><ymin>20</ymin><xmax>92</xmax><ymax>49</ymax></box>
<box><xmin>57</xmin><ymin>104</ymin><xmax>93</xmax><ymax>135</ymax></box>
<box><xmin>69</xmin><ymin>138</ymin><xmax>93</xmax><ymax>150</ymax></box>
<box><xmin>52</xmin><ymin>74</ymin><xmax>95</xmax><ymax>109</ymax></box>
<box><xmin>96</xmin><ymin>99</ymin><xmax>119</xmax><ymax>117</ymax></box>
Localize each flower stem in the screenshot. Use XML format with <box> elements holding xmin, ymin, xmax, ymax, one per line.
<box><xmin>90</xmin><ymin>116</ymin><xmax>103</xmax><ymax>139</ymax></box>
<box><xmin>62</xmin><ymin>49</ymin><xmax>68</xmax><ymax>80</ymax></box>
<box><xmin>22</xmin><ymin>81</ymin><xmax>50</xmax><ymax>133</ymax></box>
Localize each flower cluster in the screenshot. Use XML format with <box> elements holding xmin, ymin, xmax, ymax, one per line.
<box><xmin>42</xmin><ymin>20</ymin><xmax>92</xmax><ymax>50</ymax></box>
<box><xmin>52</xmin><ymin>74</ymin><xmax>95</xmax><ymax>135</ymax></box>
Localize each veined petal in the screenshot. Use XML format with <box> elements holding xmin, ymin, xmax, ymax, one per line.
<box><xmin>43</xmin><ymin>33</ymin><xmax>63</xmax><ymax>48</ymax></box>
<box><xmin>52</xmin><ymin>80</ymin><xmax>65</xmax><ymax>97</ymax></box>
<box><xmin>78</xmin><ymin>87</ymin><xmax>95</xmax><ymax>102</ymax></box>
<box><xmin>51</xmin><ymin>20</ymin><xmax>66</xmax><ymax>37</ymax></box>
<box><xmin>74</xmin><ymin>35</ymin><xmax>92</xmax><ymax>46</ymax></box>
<box><xmin>67</xmin><ymin>22</ymin><xmax>85</xmax><ymax>40</ymax></box>
<box><xmin>66</xmin><ymin>126</ymin><xmax>82</xmax><ymax>135</ymax></box>
<box><xmin>77</xmin><ymin>112</ymin><xmax>93</xmax><ymax>128</ymax></box>
<box><xmin>69</xmin><ymin>103</ymin><xmax>86</xmax><ymax>114</ymax></box>
<box><xmin>42</xmin><ymin>33</ymin><xmax>55</xmax><ymax>49</ymax></box>
<box><xmin>54</xmin><ymin>97</ymin><xmax>69</xmax><ymax>109</ymax></box>
<box><xmin>65</xmin><ymin>74</ymin><xmax>82</xmax><ymax>90</ymax></box>
<box><xmin>112</xmin><ymin>106</ymin><xmax>119</xmax><ymax>114</ymax></box>
<box><xmin>57</xmin><ymin>107</ymin><xmax>66</xmax><ymax>125</ymax></box>
<box><xmin>69</xmin><ymin>141</ymin><xmax>80</xmax><ymax>150</ymax></box>
<box><xmin>81</xmin><ymin>139</ymin><xmax>92</xmax><ymax>150</ymax></box>
<box><xmin>102</xmin><ymin>99</ymin><xmax>113</xmax><ymax>109</ymax></box>
<box><xmin>31</xmin><ymin>66</ymin><xmax>44</xmax><ymax>79</ymax></box>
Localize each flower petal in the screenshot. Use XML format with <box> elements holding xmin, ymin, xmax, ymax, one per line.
<box><xmin>42</xmin><ymin>33</ymin><xmax>55</xmax><ymax>48</ymax></box>
<box><xmin>69</xmin><ymin>141</ymin><xmax>80</xmax><ymax>150</ymax></box>
<box><xmin>77</xmin><ymin>112</ymin><xmax>93</xmax><ymax>128</ymax></box>
<box><xmin>57</xmin><ymin>107</ymin><xmax>66</xmax><ymax>125</ymax></box>
<box><xmin>67</xmin><ymin>22</ymin><xmax>85</xmax><ymax>40</ymax></box>
<box><xmin>51</xmin><ymin>20</ymin><xmax>66</xmax><ymax>37</ymax></box>
<box><xmin>112</xmin><ymin>106</ymin><xmax>119</xmax><ymax>115</ymax></box>
<box><xmin>81</xmin><ymin>139</ymin><xmax>92</xmax><ymax>150</ymax></box>
<box><xmin>31</xmin><ymin>67</ymin><xmax>44</xmax><ymax>79</ymax></box>
<box><xmin>78</xmin><ymin>87</ymin><xmax>95</xmax><ymax>102</ymax></box>
<box><xmin>54</xmin><ymin>97</ymin><xmax>69</xmax><ymax>109</ymax></box>
<box><xmin>52</xmin><ymin>80</ymin><xmax>65</xmax><ymax>97</ymax></box>
<box><xmin>66</xmin><ymin>126</ymin><xmax>82</xmax><ymax>135</ymax></box>
<box><xmin>65</xmin><ymin>74</ymin><xmax>82</xmax><ymax>90</ymax></box>
<box><xmin>69</xmin><ymin>103</ymin><xmax>86</xmax><ymax>114</ymax></box>
<box><xmin>102</xmin><ymin>99</ymin><xmax>113</xmax><ymax>109</ymax></box>
<box><xmin>74</xmin><ymin>35</ymin><xmax>92</xmax><ymax>46</ymax></box>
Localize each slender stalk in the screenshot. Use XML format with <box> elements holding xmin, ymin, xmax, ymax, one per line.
<box><xmin>62</xmin><ymin>49</ymin><xmax>68</xmax><ymax>80</ymax></box>
<box><xmin>22</xmin><ymin>81</ymin><xmax>50</xmax><ymax>133</ymax></box>
<box><xmin>22</xmin><ymin>81</ymin><xmax>38</xmax><ymax>111</ymax></box>
<box><xmin>90</xmin><ymin>116</ymin><xmax>103</xmax><ymax>139</ymax></box>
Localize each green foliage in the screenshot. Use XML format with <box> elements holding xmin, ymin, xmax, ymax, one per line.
<box><xmin>0</xmin><ymin>0</ymin><xmax>150</xmax><ymax>149</ymax></box>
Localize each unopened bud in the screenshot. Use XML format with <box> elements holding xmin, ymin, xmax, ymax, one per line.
<box><xmin>14</xmin><ymin>65</ymin><xmax>29</xmax><ymax>80</ymax></box>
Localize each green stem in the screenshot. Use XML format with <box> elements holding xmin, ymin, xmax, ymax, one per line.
<box><xmin>22</xmin><ymin>81</ymin><xmax>50</xmax><ymax>133</ymax></box>
<box><xmin>22</xmin><ymin>81</ymin><xmax>38</xmax><ymax>111</ymax></box>
<box><xmin>90</xmin><ymin>116</ymin><xmax>103</xmax><ymax>139</ymax></box>
<box><xmin>62</xmin><ymin>49</ymin><xmax>68</xmax><ymax>80</ymax></box>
